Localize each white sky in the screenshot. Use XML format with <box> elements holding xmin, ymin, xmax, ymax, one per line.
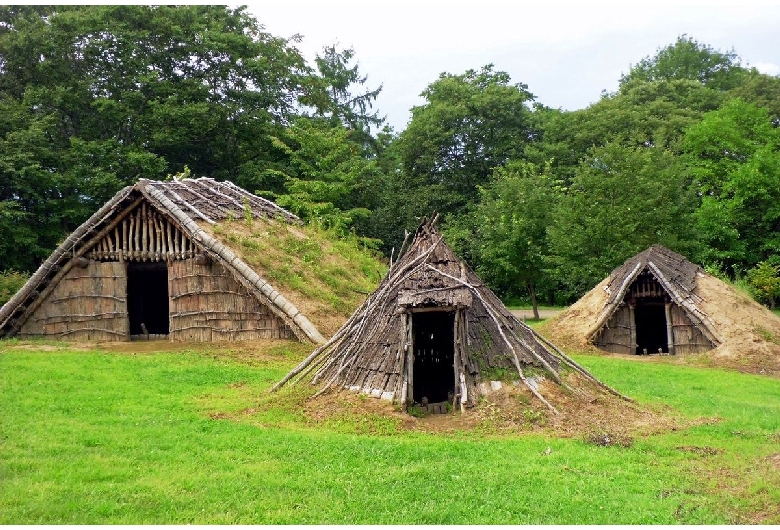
<box><xmin>245</xmin><ymin>2</ymin><xmax>780</xmax><ymax>132</ymax></box>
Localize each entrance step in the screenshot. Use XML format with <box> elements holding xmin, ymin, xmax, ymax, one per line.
<box><xmin>416</xmin><ymin>401</ymin><xmax>450</xmax><ymax>414</ymax></box>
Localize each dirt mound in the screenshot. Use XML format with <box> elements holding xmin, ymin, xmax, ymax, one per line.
<box><xmin>291</xmin><ymin>371</ymin><xmax>686</xmax><ymax>441</ymax></box>
<box><xmin>537</xmin><ymin>277</ymin><xmax>609</xmax><ymax>353</ymax></box>
<box><xmin>695</xmin><ymin>273</ymin><xmax>780</xmax><ymax>376</ymax></box>
<box><xmin>541</xmin><ymin>273</ymin><xmax>780</xmax><ymax>378</ymax></box>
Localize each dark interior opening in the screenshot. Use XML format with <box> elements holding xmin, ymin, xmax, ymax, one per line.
<box><xmin>412</xmin><ymin>311</ymin><xmax>455</xmax><ymax>404</ymax></box>
<box><xmin>127</xmin><ymin>261</ymin><xmax>169</xmax><ymax>336</ymax></box>
<box><xmin>634</xmin><ymin>298</ymin><xmax>668</xmax><ymax>354</ymax></box>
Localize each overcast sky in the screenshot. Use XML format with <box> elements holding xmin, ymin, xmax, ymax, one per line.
<box><xmin>245</xmin><ymin>2</ymin><xmax>780</xmax><ymax>132</ymax></box>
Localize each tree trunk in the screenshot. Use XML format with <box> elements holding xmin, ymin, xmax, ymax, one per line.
<box><xmin>528</xmin><ymin>281</ymin><xmax>539</xmax><ymax>320</ymax></box>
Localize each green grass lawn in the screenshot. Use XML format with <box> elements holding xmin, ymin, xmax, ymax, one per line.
<box><xmin>1</xmin><ymin>340</ymin><xmax>779</xmax><ymax>524</ymax></box>
<box><xmin>504</xmin><ymin>304</ymin><xmax>565</xmax><ymax>311</ymax></box>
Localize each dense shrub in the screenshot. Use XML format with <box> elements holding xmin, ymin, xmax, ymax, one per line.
<box><xmin>0</xmin><ymin>270</ymin><xmax>29</xmax><ymax>306</ymax></box>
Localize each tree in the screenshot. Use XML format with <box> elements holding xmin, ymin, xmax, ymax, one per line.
<box><xmin>547</xmin><ymin>143</ymin><xmax>699</xmax><ymax>299</ymax></box>
<box><xmin>303</xmin><ymin>45</ymin><xmax>384</xmax><ymax>153</ymax></box>
<box><xmin>395</xmin><ymin>65</ymin><xmax>536</xmax><ymax>216</ymax></box>
<box><xmin>529</xmin><ymin>78</ymin><xmax>725</xmax><ymax>191</ymax></box>
<box><xmin>683</xmin><ymin>99</ymin><xmax>780</xmax><ymax>272</ymax></box>
<box><xmin>0</xmin><ymin>5</ymin><xmax>312</xmax><ymax>270</ymax></box>
<box><xmin>620</xmin><ymin>35</ymin><xmax>747</xmax><ymax>91</ymax></box>
<box><xmin>0</xmin><ymin>269</ymin><xmax>29</xmax><ymax>306</ymax></box>
<box><xmin>728</xmin><ymin>69</ymin><xmax>780</xmax><ymax>126</ymax></box>
<box><xmin>457</xmin><ymin>161</ymin><xmax>556</xmax><ymax>318</ymax></box>
<box><xmin>270</xmin><ymin>117</ymin><xmax>378</xmax><ymax>235</ymax></box>
<box><xmin>747</xmin><ymin>260</ymin><xmax>780</xmax><ymax>310</ymax></box>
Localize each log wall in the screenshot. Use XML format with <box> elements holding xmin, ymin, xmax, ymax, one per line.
<box><xmin>20</xmin><ymin>261</ymin><xmax>128</xmax><ymax>341</ymax></box>
<box><xmin>594</xmin><ymin>301</ymin><xmax>714</xmax><ymax>354</ymax></box>
<box><xmin>20</xmin><ymin>200</ymin><xmax>298</xmax><ymax>342</ymax></box>
<box><xmin>593</xmin><ymin>304</ymin><xmax>634</xmax><ymax>354</ymax></box>
<box><xmin>168</xmin><ymin>258</ymin><xmax>295</xmax><ymax>341</ymax></box>
<box><xmin>669</xmin><ymin>304</ymin><xmax>713</xmax><ymax>354</ymax></box>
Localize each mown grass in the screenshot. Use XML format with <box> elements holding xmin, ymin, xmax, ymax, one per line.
<box><xmin>505</xmin><ymin>305</ymin><xmax>564</xmax><ymax>311</ymax></box>
<box><xmin>1</xmin><ymin>340</ymin><xmax>779</xmax><ymax>524</ymax></box>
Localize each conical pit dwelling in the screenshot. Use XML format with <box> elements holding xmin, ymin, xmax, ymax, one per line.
<box><xmin>274</xmin><ymin>217</ymin><xmax>622</xmax><ymax>413</ymax></box>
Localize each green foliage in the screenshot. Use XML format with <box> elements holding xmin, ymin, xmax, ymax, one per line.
<box><xmin>477</xmin><ymin>365</ymin><xmax>514</xmax><ymax>382</ymax></box>
<box><xmin>547</xmin><ymin>143</ymin><xmax>699</xmax><ymax>298</ymax></box>
<box><xmin>4</xmin><ymin>18</ymin><xmax>780</xmax><ymax>309</ymax></box>
<box><xmin>620</xmin><ymin>35</ymin><xmax>747</xmax><ymax>91</ymax></box>
<box><xmin>746</xmin><ymin>260</ymin><xmax>780</xmax><ymax>309</ymax></box>
<box><xmin>396</xmin><ymin>65</ymin><xmax>536</xmax><ymax>215</ymax></box>
<box><xmin>540</xmin><ymin>78</ymin><xmax>723</xmax><ymax>168</ymax></box>
<box><xmin>728</xmin><ymin>69</ymin><xmax>780</xmax><ymax>125</ymax></box>
<box><xmin>238</xmin><ymin>198</ymin><xmax>250</xmax><ymax>225</ymax></box>
<box><xmin>0</xmin><ymin>270</ymin><xmax>29</xmax><ymax>305</ymax></box>
<box><xmin>449</xmin><ymin>160</ymin><xmax>556</xmax><ymax>313</ymax></box>
<box><xmin>406</xmin><ymin>404</ymin><xmax>427</xmax><ymax>418</ymax></box>
<box><xmin>0</xmin><ymin>5</ymin><xmax>313</xmax><ymax>270</ymax></box>
<box><xmin>303</xmin><ymin>45</ymin><xmax>384</xmax><ymax>153</ymax></box>
<box><xmin>684</xmin><ymin>99</ymin><xmax>780</xmax><ymax>272</ymax></box>
<box><xmin>272</xmin><ymin>117</ymin><xmax>376</xmax><ymax>234</ymax></box>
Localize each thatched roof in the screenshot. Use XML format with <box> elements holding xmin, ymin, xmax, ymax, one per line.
<box><xmin>603</xmin><ymin>245</ymin><xmax>700</xmax><ymax>308</ymax></box>
<box><xmin>0</xmin><ymin>177</ymin><xmax>324</xmax><ymax>343</ymax></box>
<box><xmin>274</xmin><ymin>217</ymin><xmax>625</xmax><ymax>413</ymax></box>
<box><xmin>592</xmin><ymin>244</ymin><xmax>720</xmax><ymax>345</ymax></box>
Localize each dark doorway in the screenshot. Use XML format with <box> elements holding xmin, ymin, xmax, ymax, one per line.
<box><xmin>412</xmin><ymin>311</ymin><xmax>455</xmax><ymax>404</ymax></box>
<box><xmin>634</xmin><ymin>298</ymin><xmax>667</xmax><ymax>354</ymax></box>
<box><xmin>127</xmin><ymin>262</ymin><xmax>169</xmax><ymax>336</ymax></box>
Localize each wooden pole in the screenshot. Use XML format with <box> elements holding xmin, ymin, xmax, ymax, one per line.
<box><xmin>665</xmin><ymin>302</ymin><xmax>674</xmax><ymax>355</ymax></box>
<box><xmin>406</xmin><ymin>312</ymin><xmax>414</xmax><ymax>405</ymax></box>
<box><xmin>154</xmin><ymin>213</ymin><xmax>163</xmax><ymax>261</ymax></box>
<box><xmin>166</xmin><ymin>219</ymin><xmax>173</xmax><ymax>261</ymax></box>
<box><xmin>123</xmin><ymin>217</ymin><xmax>129</xmax><ymax>260</ymax></box>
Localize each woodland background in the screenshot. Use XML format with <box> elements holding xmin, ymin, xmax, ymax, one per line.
<box><xmin>2</xmin><ymin>5</ymin><xmax>780</xmax><ymax>312</ymax></box>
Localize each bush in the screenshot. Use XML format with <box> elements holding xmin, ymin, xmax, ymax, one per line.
<box><xmin>747</xmin><ymin>260</ymin><xmax>780</xmax><ymax>310</ymax></box>
<box><xmin>0</xmin><ymin>270</ymin><xmax>29</xmax><ymax>306</ymax></box>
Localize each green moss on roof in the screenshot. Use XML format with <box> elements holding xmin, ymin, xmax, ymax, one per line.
<box><xmin>203</xmin><ymin>217</ymin><xmax>387</xmax><ymax>337</ymax></box>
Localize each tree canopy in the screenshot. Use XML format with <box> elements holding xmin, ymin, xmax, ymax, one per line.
<box><xmin>2</xmin><ymin>11</ymin><xmax>780</xmax><ymax>309</ymax></box>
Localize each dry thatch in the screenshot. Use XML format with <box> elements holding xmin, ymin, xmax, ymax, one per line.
<box><xmin>542</xmin><ymin>245</ymin><xmax>780</xmax><ymax>376</ymax></box>
<box><xmin>0</xmin><ymin>178</ymin><xmax>325</xmax><ymax>343</ymax></box>
<box><xmin>274</xmin><ymin>216</ymin><xmax>626</xmax><ymax>413</ymax></box>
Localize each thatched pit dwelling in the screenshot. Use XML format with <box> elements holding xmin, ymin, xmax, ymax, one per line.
<box><xmin>586</xmin><ymin>245</ymin><xmax>720</xmax><ymax>355</ymax></box>
<box><xmin>543</xmin><ymin>245</ymin><xmax>780</xmax><ymax>376</ymax></box>
<box><xmin>544</xmin><ymin>245</ymin><xmax>723</xmax><ymax>356</ymax></box>
<box><xmin>0</xmin><ymin>178</ymin><xmax>325</xmax><ymax>343</ymax></box>
<box><xmin>274</xmin><ymin>217</ymin><xmax>623</xmax><ymax>414</ymax></box>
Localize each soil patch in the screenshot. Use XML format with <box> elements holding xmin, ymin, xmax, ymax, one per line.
<box><xmin>2</xmin><ymin>338</ymin><xmax>313</xmax><ymax>364</ymax></box>
<box><xmin>269</xmin><ymin>371</ymin><xmax>690</xmax><ymax>440</ymax></box>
